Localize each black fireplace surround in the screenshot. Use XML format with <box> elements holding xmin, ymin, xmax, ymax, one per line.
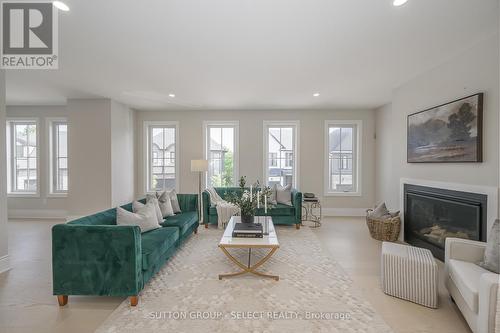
<box><xmin>404</xmin><ymin>184</ymin><xmax>487</xmax><ymax>261</ymax></box>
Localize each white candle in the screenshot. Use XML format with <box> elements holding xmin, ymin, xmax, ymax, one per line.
<box><xmin>257</xmin><ymin>191</ymin><xmax>260</xmax><ymax>209</ymax></box>
<box><xmin>264</xmin><ymin>194</ymin><xmax>267</xmax><ymax>214</ymax></box>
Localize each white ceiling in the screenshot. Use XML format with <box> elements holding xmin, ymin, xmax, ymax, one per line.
<box><xmin>5</xmin><ymin>0</ymin><xmax>499</xmax><ymax>110</ymax></box>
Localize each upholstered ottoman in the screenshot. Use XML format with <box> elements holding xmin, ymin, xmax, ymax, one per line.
<box><xmin>381</xmin><ymin>242</ymin><xmax>438</xmax><ymax>308</ymax></box>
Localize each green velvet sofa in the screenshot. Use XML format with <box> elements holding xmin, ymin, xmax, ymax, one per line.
<box><xmin>202</xmin><ymin>187</ymin><xmax>302</xmax><ymax>229</ymax></box>
<box><xmin>52</xmin><ymin>194</ymin><xmax>198</xmax><ymax>307</ymax></box>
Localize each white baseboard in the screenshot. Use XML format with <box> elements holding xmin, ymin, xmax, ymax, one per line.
<box><xmin>8</xmin><ymin>209</ymin><xmax>68</xmax><ymax>219</ymax></box>
<box><xmin>0</xmin><ymin>255</ymin><xmax>10</xmax><ymax>274</ymax></box>
<box><xmin>322</xmin><ymin>208</ymin><xmax>368</xmax><ymax>217</ymax></box>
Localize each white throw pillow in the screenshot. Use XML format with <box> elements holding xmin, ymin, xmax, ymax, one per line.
<box><xmin>158</xmin><ymin>190</ymin><xmax>181</xmax><ymax>214</ymax></box>
<box><xmin>276</xmin><ymin>184</ymin><xmax>293</xmax><ymax>206</ymax></box>
<box><xmin>480</xmin><ymin>219</ymin><xmax>500</xmax><ymax>274</ymax></box>
<box><xmin>269</xmin><ymin>185</ymin><xmax>278</xmax><ymax>205</ymax></box>
<box><xmin>154</xmin><ymin>192</ymin><xmax>175</xmax><ymax>217</ymax></box>
<box><xmin>136</xmin><ymin>197</ymin><xmax>163</xmax><ymax>224</ymax></box>
<box><xmin>369</xmin><ymin>203</ymin><xmax>399</xmax><ymax>219</ymax></box>
<box><xmin>116</xmin><ymin>204</ymin><xmax>160</xmax><ymax>233</ymax></box>
<box><xmin>370</xmin><ymin>202</ymin><xmax>390</xmax><ymax>218</ymax></box>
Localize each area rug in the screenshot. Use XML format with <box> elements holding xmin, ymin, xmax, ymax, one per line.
<box><xmin>95</xmin><ymin>226</ymin><xmax>393</xmax><ymax>333</ymax></box>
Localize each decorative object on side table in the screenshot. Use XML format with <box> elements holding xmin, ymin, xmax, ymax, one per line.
<box><xmin>191</xmin><ymin>159</ymin><xmax>208</xmax><ymax>222</ymax></box>
<box><xmin>366</xmin><ymin>202</ymin><xmax>401</xmax><ymax>242</ymax></box>
<box><xmin>302</xmin><ymin>193</ymin><xmax>322</xmax><ymax>228</ymax></box>
<box><xmin>407</xmin><ymin>93</ymin><xmax>483</xmax><ymax>163</ymax></box>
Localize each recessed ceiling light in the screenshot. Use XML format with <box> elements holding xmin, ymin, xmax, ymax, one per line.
<box><xmin>313</xmin><ymin>93</ymin><xmax>320</xmax><ymax>97</ymax></box>
<box><xmin>168</xmin><ymin>93</ymin><xmax>175</xmax><ymax>98</ymax></box>
<box><xmin>53</xmin><ymin>1</ymin><xmax>70</xmax><ymax>11</ymax></box>
<box><xmin>393</xmin><ymin>0</ymin><xmax>408</xmax><ymax>6</ymax></box>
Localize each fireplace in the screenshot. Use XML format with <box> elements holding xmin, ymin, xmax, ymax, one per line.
<box><xmin>404</xmin><ymin>184</ymin><xmax>487</xmax><ymax>261</ymax></box>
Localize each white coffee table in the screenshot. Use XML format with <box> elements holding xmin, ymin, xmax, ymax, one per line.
<box><xmin>218</xmin><ymin>216</ymin><xmax>280</xmax><ymax>281</ymax></box>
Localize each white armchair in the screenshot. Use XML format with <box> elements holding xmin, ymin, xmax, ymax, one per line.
<box><xmin>445</xmin><ymin>237</ymin><xmax>499</xmax><ymax>333</ymax></box>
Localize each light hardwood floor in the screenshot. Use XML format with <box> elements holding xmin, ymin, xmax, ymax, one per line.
<box><xmin>0</xmin><ymin>218</ymin><xmax>471</xmax><ymax>333</ymax></box>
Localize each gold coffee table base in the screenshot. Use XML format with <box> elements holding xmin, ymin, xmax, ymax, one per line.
<box><xmin>218</xmin><ymin>245</ymin><xmax>279</xmax><ymax>281</ymax></box>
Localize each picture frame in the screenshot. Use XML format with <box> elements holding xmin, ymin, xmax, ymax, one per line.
<box><xmin>407</xmin><ymin>93</ymin><xmax>483</xmax><ymax>163</ymax></box>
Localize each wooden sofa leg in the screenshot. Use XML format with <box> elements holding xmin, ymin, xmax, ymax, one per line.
<box><xmin>295</xmin><ymin>223</ymin><xmax>300</xmax><ymax>230</ymax></box>
<box><xmin>205</xmin><ymin>223</ymin><xmax>209</xmax><ymax>229</ymax></box>
<box><xmin>194</xmin><ymin>227</ymin><xmax>198</xmax><ymax>234</ymax></box>
<box><xmin>130</xmin><ymin>296</ymin><xmax>139</xmax><ymax>306</ymax></box>
<box><xmin>57</xmin><ymin>295</ymin><xmax>68</xmax><ymax>306</ymax></box>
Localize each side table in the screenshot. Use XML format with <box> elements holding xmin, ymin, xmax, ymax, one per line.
<box><xmin>301</xmin><ymin>198</ymin><xmax>322</xmax><ymax>228</ymax></box>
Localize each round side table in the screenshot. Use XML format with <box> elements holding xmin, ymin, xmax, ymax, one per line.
<box><xmin>301</xmin><ymin>198</ymin><xmax>322</xmax><ymax>228</ymax></box>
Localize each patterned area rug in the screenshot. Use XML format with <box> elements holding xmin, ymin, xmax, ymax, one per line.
<box><xmin>95</xmin><ymin>226</ymin><xmax>393</xmax><ymax>333</ymax></box>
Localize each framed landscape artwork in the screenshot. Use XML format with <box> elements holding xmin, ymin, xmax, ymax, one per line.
<box><xmin>407</xmin><ymin>93</ymin><xmax>483</xmax><ymax>163</ymax></box>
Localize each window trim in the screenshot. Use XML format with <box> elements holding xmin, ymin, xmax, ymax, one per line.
<box><xmin>324</xmin><ymin>120</ymin><xmax>362</xmax><ymax>197</ymax></box>
<box><xmin>46</xmin><ymin>118</ymin><xmax>68</xmax><ymax>197</ymax></box>
<box><xmin>6</xmin><ymin>117</ymin><xmax>41</xmax><ymax>197</ymax></box>
<box><xmin>262</xmin><ymin>120</ymin><xmax>300</xmax><ymax>189</ymax></box>
<box><xmin>202</xmin><ymin>121</ymin><xmax>240</xmax><ymax>188</ymax></box>
<box><xmin>143</xmin><ymin>121</ymin><xmax>180</xmax><ymax>194</ymax></box>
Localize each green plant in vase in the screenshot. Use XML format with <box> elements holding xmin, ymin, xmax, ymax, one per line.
<box><xmin>226</xmin><ymin>178</ymin><xmax>274</xmax><ymax>223</ymax></box>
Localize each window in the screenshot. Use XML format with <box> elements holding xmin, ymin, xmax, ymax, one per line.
<box><xmin>6</xmin><ymin>119</ymin><xmax>39</xmax><ymax>195</ymax></box>
<box><xmin>203</xmin><ymin>121</ymin><xmax>239</xmax><ymax>187</ymax></box>
<box><xmin>324</xmin><ymin>120</ymin><xmax>362</xmax><ymax>196</ymax></box>
<box><xmin>48</xmin><ymin>119</ymin><xmax>68</xmax><ymax>194</ymax></box>
<box><xmin>263</xmin><ymin>121</ymin><xmax>299</xmax><ymax>188</ymax></box>
<box><xmin>145</xmin><ymin>121</ymin><xmax>178</xmax><ymax>193</ymax></box>
<box><xmin>269</xmin><ymin>152</ymin><xmax>278</xmax><ymax>167</ymax></box>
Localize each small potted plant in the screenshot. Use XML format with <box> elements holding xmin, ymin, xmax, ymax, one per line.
<box><xmin>227</xmin><ymin>177</ymin><xmax>273</xmax><ymax>223</ymax></box>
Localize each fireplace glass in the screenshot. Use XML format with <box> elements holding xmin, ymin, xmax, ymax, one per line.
<box><xmin>404</xmin><ymin>184</ymin><xmax>486</xmax><ymax>261</ymax></box>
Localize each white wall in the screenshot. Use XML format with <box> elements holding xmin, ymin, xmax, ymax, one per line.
<box><xmin>135</xmin><ymin>109</ymin><xmax>376</xmax><ymax>212</ymax></box>
<box><xmin>4</xmin><ymin>99</ymin><xmax>136</xmax><ymax>219</ymax></box>
<box><xmin>374</xmin><ymin>103</ymin><xmax>396</xmax><ymax>209</ymax></box>
<box><xmin>6</xmin><ymin>106</ymin><xmax>68</xmax><ymax>218</ymax></box>
<box><xmin>0</xmin><ymin>70</ymin><xmax>9</xmax><ymax>273</ymax></box>
<box><xmin>375</xmin><ymin>33</ymin><xmax>499</xmax><ymax>217</ymax></box>
<box><xmin>111</xmin><ymin>101</ymin><xmax>135</xmax><ymax>206</ymax></box>
<box><xmin>67</xmin><ymin>99</ymin><xmax>113</xmax><ymax>216</ymax></box>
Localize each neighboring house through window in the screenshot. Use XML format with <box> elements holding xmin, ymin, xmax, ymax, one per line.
<box><xmin>145</xmin><ymin>121</ymin><xmax>178</xmax><ymax>193</ymax></box>
<box><xmin>324</xmin><ymin>120</ymin><xmax>362</xmax><ymax>196</ymax></box>
<box><xmin>6</xmin><ymin>119</ymin><xmax>39</xmax><ymax>195</ymax></box>
<box><xmin>48</xmin><ymin>119</ymin><xmax>68</xmax><ymax>195</ymax></box>
<box><xmin>203</xmin><ymin>121</ymin><xmax>239</xmax><ymax>187</ymax></box>
<box><xmin>263</xmin><ymin>121</ymin><xmax>299</xmax><ymax>188</ymax></box>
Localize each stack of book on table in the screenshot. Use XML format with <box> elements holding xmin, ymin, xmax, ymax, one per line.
<box><xmin>232</xmin><ymin>223</ymin><xmax>263</xmax><ymax>238</ymax></box>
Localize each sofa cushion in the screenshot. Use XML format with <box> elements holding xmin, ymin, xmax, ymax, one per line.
<box><xmin>161</xmin><ymin>211</ymin><xmax>198</xmax><ymax>236</ymax></box>
<box><xmin>448</xmin><ymin>259</ymin><xmax>489</xmax><ymax>313</ymax></box>
<box><xmin>208</xmin><ymin>203</ymin><xmax>295</xmax><ymax>217</ymax></box>
<box><xmin>141</xmin><ymin>227</ymin><xmax>179</xmax><ymax>270</ymax></box>
<box><xmin>117</xmin><ymin>204</ymin><xmax>160</xmax><ymax>233</ymax></box>
<box><xmin>266</xmin><ymin>203</ymin><xmax>295</xmax><ymax>216</ymax></box>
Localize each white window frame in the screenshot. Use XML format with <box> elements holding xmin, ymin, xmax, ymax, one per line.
<box><xmin>324</xmin><ymin>120</ymin><xmax>362</xmax><ymax>197</ymax></box>
<box><xmin>47</xmin><ymin>118</ymin><xmax>68</xmax><ymax>197</ymax></box>
<box><xmin>203</xmin><ymin>121</ymin><xmax>239</xmax><ymax>188</ymax></box>
<box><xmin>263</xmin><ymin>120</ymin><xmax>300</xmax><ymax>189</ymax></box>
<box><xmin>143</xmin><ymin>121</ymin><xmax>179</xmax><ymax>194</ymax></box>
<box><xmin>6</xmin><ymin>118</ymin><xmax>40</xmax><ymax>197</ymax></box>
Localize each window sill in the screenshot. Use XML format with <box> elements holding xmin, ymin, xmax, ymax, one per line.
<box><xmin>323</xmin><ymin>191</ymin><xmax>362</xmax><ymax>197</ymax></box>
<box><xmin>47</xmin><ymin>193</ymin><xmax>68</xmax><ymax>198</ymax></box>
<box><xmin>8</xmin><ymin>193</ymin><xmax>40</xmax><ymax>198</ymax></box>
